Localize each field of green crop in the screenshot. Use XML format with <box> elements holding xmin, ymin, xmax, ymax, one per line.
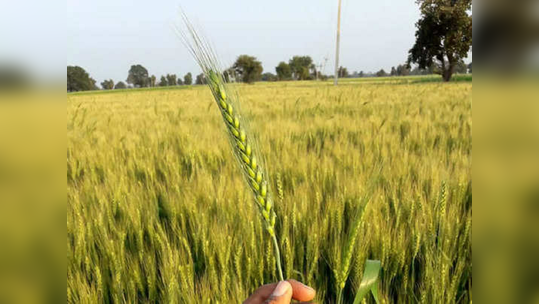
<box><xmin>67</xmin><ymin>77</ymin><xmax>472</xmax><ymax>303</ymax></box>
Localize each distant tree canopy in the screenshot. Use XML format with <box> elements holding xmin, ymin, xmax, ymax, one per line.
<box><xmin>101</xmin><ymin>79</ymin><xmax>114</xmax><ymax>90</ymax></box>
<box><xmin>184</xmin><ymin>73</ymin><xmax>193</xmax><ymax>85</ymax></box>
<box><xmin>289</xmin><ymin>56</ymin><xmax>313</xmax><ymax>80</ymax></box>
<box><xmin>150</xmin><ymin>75</ymin><xmax>157</xmax><ymax>87</ymax></box>
<box><xmin>177</xmin><ymin>77</ymin><xmax>183</xmax><ymax>85</ymax></box>
<box><xmin>223</xmin><ymin>68</ymin><xmax>236</xmax><ymax>82</ymax></box>
<box><xmin>232</xmin><ymin>55</ymin><xmax>263</xmax><ymax>84</ymax></box>
<box><xmin>67</xmin><ymin>66</ymin><xmax>96</xmax><ymax>92</ymax></box>
<box><xmin>195</xmin><ymin>73</ymin><xmax>206</xmax><ymax>85</ymax></box>
<box><xmin>376</xmin><ymin>69</ymin><xmax>388</xmax><ymax>77</ymax></box>
<box><xmin>159</xmin><ymin>76</ymin><xmax>167</xmax><ymax>87</ymax></box>
<box><xmin>408</xmin><ymin>0</ymin><xmax>472</xmax><ymax>81</ymax></box>
<box><xmin>338</xmin><ymin>66</ymin><xmax>349</xmax><ymax>78</ymax></box>
<box><xmin>467</xmin><ymin>62</ymin><xmax>472</xmax><ymax>74</ymax></box>
<box><xmin>261</xmin><ymin>72</ymin><xmax>277</xmax><ymax>82</ymax></box>
<box><xmin>455</xmin><ymin>59</ymin><xmax>468</xmax><ymax>74</ymax></box>
<box><xmin>275</xmin><ymin>62</ymin><xmax>292</xmax><ymax>80</ymax></box>
<box><xmin>127</xmin><ymin>64</ymin><xmax>149</xmax><ymax>88</ymax></box>
<box><xmin>114</xmin><ymin>81</ymin><xmax>127</xmax><ymax>89</ymax></box>
<box><xmin>166</xmin><ymin>74</ymin><xmax>177</xmax><ymax>86</ymax></box>
<box><xmin>396</xmin><ymin>64</ymin><xmax>411</xmax><ymax>76</ymax></box>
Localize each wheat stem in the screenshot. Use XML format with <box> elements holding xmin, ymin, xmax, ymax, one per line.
<box><xmin>272</xmin><ymin>233</ymin><xmax>285</xmax><ymax>281</ymax></box>
<box><xmin>180</xmin><ymin>21</ymin><xmax>285</xmax><ymax>280</ymax></box>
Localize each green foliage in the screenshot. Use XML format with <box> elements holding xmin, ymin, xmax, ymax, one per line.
<box><xmin>408</xmin><ymin>0</ymin><xmax>472</xmax><ymax>81</ymax></box>
<box><xmin>376</xmin><ymin>69</ymin><xmax>387</xmax><ymax>77</ymax></box>
<box><xmin>127</xmin><ymin>64</ymin><xmax>149</xmax><ymax>88</ymax></box>
<box><xmin>100</xmin><ymin>79</ymin><xmax>114</xmax><ymax>90</ymax></box>
<box><xmin>261</xmin><ymin>73</ymin><xmax>278</xmax><ymax>82</ymax></box>
<box><xmin>232</xmin><ymin>55</ymin><xmax>263</xmax><ymax>84</ymax></box>
<box><xmin>195</xmin><ymin>73</ymin><xmax>206</xmax><ymax>85</ymax></box>
<box><xmin>353</xmin><ymin>260</ymin><xmax>381</xmax><ymax>304</ymax></box>
<box><xmin>166</xmin><ymin>74</ymin><xmax>177</xmax><ymax>86</ymax></box>
<box><xmin>338</xmin><ymin>66</ymin><xmax>349</xmax><ymax>78</ymax></box>
<box><xmin>184</xmin><ymin>72</ymin><xmax>193</xmax><ymax>85</ymax></box>
<box><xmin>150</xmin><ymin>75</ymin><xmax>157</xmax><ymax>87</ymax></box>
<box><xmin>114</xmin><ymin>81</ymin><xmax>127</xmax><ymax>90</ymax></box>
<box><xmin>289</xmin><ymin>56</ymin><xmax>313</xmax><ymax>80</ymax></box>
<box><xmin>67</xmin><ymin>66</ymin><xmax>97</xmax><ymax>92</ymax></box>
<box><xmin>396</xmin><ymin>64</ymin><xmax>411</xmax><ymax>76</ymax></box>
<box><xmin>455</xmin><ymin>60</ymin><xmax>468</xmax><ymax>74</ymax></box>
<box><xmin>275</xmin><ymin>62</ymin><xmax>292</xmax><ymax>80</ymax></box>
<box><xmin>159</xmin><ymin>76</ymin><xmax>167</xmax><ymax>87</ymax></box>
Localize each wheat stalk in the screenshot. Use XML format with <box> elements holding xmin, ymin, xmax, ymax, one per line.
<box><xmin>179</xmin><ymin>16</ymin><xmax>284</xmax><ymax>281</ymax></box>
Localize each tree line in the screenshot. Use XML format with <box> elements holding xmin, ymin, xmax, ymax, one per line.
<box><xmin>67</xmin><ymin>56</ymin><xmax>471</xmax><ymax>92</ymax></box>
<box><xmin>68</xmin><ymin>0</ymin><xmax>471</xmax><ymax>92</ymax></box>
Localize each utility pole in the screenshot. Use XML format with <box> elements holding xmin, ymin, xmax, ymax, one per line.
<box><xmin>334</xmin><ymin>0</ymin><xmax>342</xmax><ymax>86</ymax></box>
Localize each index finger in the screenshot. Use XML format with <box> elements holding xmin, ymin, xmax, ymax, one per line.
<box><xmin>287</xmin><ymin>279</ymin><xmax>316</xmax><ymax>301</ymax></box>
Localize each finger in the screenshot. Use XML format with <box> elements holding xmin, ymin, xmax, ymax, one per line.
<box><xmin>243</xmin><ymin>280</ymin><xmax>316</xmax><ymax>303</ymax></box>
<box><xmin>243</xmin><ymin>283</ymin><xmax>278</xmax><ymax>303</ymax></box>
<box><xmin>264</xmin><ymin>281</ymin><xmax>293</xmax><ymax>304</ymax></box>
<box><xmin>287</xmin><ymin>280</ymin><xmax>316</xmax><ymax>301</ymax></box>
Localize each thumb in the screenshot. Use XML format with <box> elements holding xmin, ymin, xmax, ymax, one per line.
<box><xmin>264</xmin><ymin>281</ymin><xmax>293</xmax><ymax>304</ymax></box>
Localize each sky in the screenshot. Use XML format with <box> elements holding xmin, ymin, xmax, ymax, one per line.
<box><xmin>67</xmin><ymin>0</ymin><xmax>426</xmax><ymax>85</ymax></box>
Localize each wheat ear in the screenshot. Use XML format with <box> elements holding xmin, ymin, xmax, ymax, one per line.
<box><xmin>179</xmin><ymin>17</ymin><xmax>284</xmax><ymax>281</ymax></box>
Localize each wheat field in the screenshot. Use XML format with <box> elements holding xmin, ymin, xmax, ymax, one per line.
<box><xmin>67</xmin><ymin>78</ymin><xmax>472</xmax><ymax>303</ymax></box>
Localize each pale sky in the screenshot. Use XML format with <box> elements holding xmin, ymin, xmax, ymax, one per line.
<box><xmin>67</xmin><ymin>0</ymin><xmax>426</xmax><ymax>85</ymax></box>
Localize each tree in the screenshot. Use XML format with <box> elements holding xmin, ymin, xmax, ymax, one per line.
<box><xmin>223</xmin><ymin>68</ymin><xmax>236</xmax><ymax>82</ymax></box>
<box><xmin>166</xmin><ymin>74</ymin><xmax>177</xmax><ymax>86</ymax></box>
<box><xmin>376</xmin><ymin>69</ymin><xmax>388</xmax><ymax>77</ymax></box>
<box><xmin>310</xmin><ymin>64</ymin><xmax>319</xmax><ymax>79</ymax></box>
<box><xmin>359</xmin><ymin>71</ymin><xmax>365</xmax><ymax>78</ymax></box>
<box><xmin>150</xmin><ymin>75</ymin><xmax>157</xmax><ymax>87</ymax></box>
<box><xmin>396</xmin><ymin>64</ymin><xmax>411</xmax><ymax>76</ymax></box>
<box><xmin>390</xmin><ymin>67</ymin><xmax>397</xmax><ymax>76</ymax></box>
<box><xmin>177</xmin><ymin>78</ymin><xmax>184</xmax><ymax>85</ymax></box>
<box><xmin>408</xmin><ymin>0</ymin><xmax>472</xmax><ymax>82</ymax></box>
<box><xmin>289</xmin><ymin>56</ymin><xmax>313</xmax><ymax>80</ymax></box>
<box><xmin>232</xmin><ymin>55</ymin><xmax>263</xmax><ymax>84</ymax></box>
<box><xmin>114</xmin><ymin>81</ymin><xmax>127</xmax><ymax>89</ymax></box>
<box><xmin>67</xmin><ymin>66</ymin><xmax>96</xmax><ymax>92</ymax></box>
<box><xmin>261</xmin><ymin>73</ymin><xmax>277</xmax><ymax>82</ymax></box>
<box><xmin>100</xmin><ymin>79</ymin><xmax>114</xmax><ymax>90</ymax></box>
<box><xmin>159</xmin><ymin>76</ymin><xmax>167</xmax><ymax>87</ymax></box>
<box><xmin>338</xmin><ymin>66</ymin><xmax>349</xmax><ymax>78</ymax></box>
<box><xmin>275</xmin><ymin>62</ymin><xmax>292</xmax><ymax>80</ymax></box>
<box><xmin>184</xmin><ymin>73</ymin><xmax>193</xmax><ymax>85</ymax></box>
<box><xmin>455</xmin><ymin>60</ymin><xmax>468</xmax><ymax>74</ymax></box>
<box><xmin>195</xmin><ymin>73</ymin><xmax>206</xmax><ymax>85</ymax></box>
<box><xmin>127</xmin><ymin>64</ymin><xmax>149</xmax><ymax>87</ymax></box>
<box><xmin>467</xmin><ymin>62</ymin><xmax>472</xmax><ymax>74</ymax></box>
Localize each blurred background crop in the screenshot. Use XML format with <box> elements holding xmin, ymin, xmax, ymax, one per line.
<box><xmin>473</xmin><ymin>0</ymin><xmax>539</xmax><ymax>303</ymax></box>
<box><xmin>0</xmin><ymin>1</ymin><xmax>65</xmax><ymax>303</ymax></box>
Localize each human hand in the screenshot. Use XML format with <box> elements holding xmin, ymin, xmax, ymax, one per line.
<box><xmin>243</xmin><ymin>280</ymin><xmax>316</xmax><ymax>304</ymax></box>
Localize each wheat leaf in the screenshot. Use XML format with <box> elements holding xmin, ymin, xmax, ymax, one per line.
<box><xmin>353</xmin><ymin>259</ymin><xmax>381</xmax><ymax>304</ymax></box>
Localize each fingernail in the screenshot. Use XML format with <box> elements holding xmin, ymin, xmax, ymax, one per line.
<box><xmin>272</xmin><ymin>281</ymin><xmax>290</xmax><ymax>297</ymax></box>
<box><xmin>291</xmin><ymin>280</ymin><xmax>315</xmax><ymax>292</ymax></box>
<box><xmin>299</xmin><ymin>282</ymin><xmax>315</xmax><ymax>292</ymax></box>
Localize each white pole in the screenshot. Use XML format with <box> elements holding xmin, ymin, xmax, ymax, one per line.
<box><xmin>334</xmin><ymin>0</ymin><xmax>342</xmax><ymax>86</ymax></box>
